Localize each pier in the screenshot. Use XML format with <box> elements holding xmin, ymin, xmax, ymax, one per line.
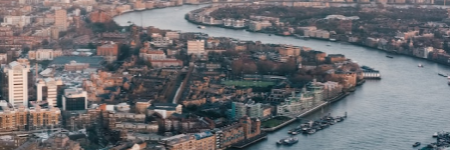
<box><xmin>361</xmin><ymin>66</ymin><xmax>381</xmax><ymax>79</ymax></box>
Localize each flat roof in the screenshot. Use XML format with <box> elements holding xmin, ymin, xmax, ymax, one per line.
<box><xmin>49</xmin><ymin>56</ymin><xmax>104</xmax><ymax>68</ymax></box>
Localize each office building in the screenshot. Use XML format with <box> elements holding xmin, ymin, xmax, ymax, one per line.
<box><xmin>36</xmin><ymin>78</ymin><xmax>64</xmax><ymax>107</ymax></box>
<box><xmin>1</xmin><ymin>61</ymin><xmax>30</xmax><ymax>107</ymax></box>
<box><xmin>62</xmin><ymin>88</ymin><xmax>87</xmax><ymax>111</ymax></box>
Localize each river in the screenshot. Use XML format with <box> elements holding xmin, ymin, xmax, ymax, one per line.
<box><xmin>114</xmin><ymin>5</ymin><xmax>450</xmax><ymax>150</ymax></box>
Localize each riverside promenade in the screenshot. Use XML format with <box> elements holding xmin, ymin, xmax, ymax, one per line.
<box><xmin>261</xmin><ymin>92</ymin><xmax>350</xmax><ymax>132</ymax></box>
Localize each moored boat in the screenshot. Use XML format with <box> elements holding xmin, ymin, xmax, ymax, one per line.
<box><xmin>386</xmin><ymin>55</ymin><xmax>394</xmax><ymax>58</ymax></box>
<box><xmin>283</xmin><ymin>137</ymin><xmax>299</xmax><ymax>145</ymax></box>
<box><xmin>418</xmin><ymin>63</ymin><xmax>424</xmax><ymax>67</ymax></box>
<box><xmin>308</xmin><ymin>129</ymin><xmax>316</xmax><ymax>134</ymax></box>
<box><xmin>438</xmin><ymin>73</ymin><xmax>447</xmax><ymax>77</ymax></box>
<box><xmin>413</xmin><ymin>142</ymin><xmax>421</xmax><ymax>147</ymax></box>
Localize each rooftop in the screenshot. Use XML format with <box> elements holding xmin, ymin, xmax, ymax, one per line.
<box><xmin>49</xmin><ymin>56</ymin><xmax>104</xmax><ymax>68</ymax></box>
<box><xmin>148</xmin><ymin>103</ymin><xmax>179</xmax><ymax>110</ymax></box>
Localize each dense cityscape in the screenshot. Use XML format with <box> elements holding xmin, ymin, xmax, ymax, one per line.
<box><xmin>0</xmin><ymin>0</ymin><xmax>447</xmax><ymax>150</ymax></box>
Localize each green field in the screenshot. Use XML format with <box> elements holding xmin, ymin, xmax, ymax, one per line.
<box><xmin>261</xmin><ymin>116</ymin><xmax>292</xmax><ymax>128</ymax></box>
<box><xmin>222</xmin><ymin>80</ymin><xmax>275</xmax><ymax>87</ymax></box>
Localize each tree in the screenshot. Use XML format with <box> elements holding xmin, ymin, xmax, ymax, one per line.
<box><xmin>20</xmin><ymin>46</ymin><xmax>30</xmax><ymax>56</ymax></box>
<box><xmin>146</xmin><ymin>61</ymin><xmax>152</xmax><ymax>68</ymax></box>
<box><xmin>277</xmin><ymin>58</ymin><xmax>297</xmax><ymax>75</ymax></box>
<box><xmin>443</xmin><ymin>41</ymin><xmax>450</xmax><ymax>53</ymax></box>
<box><xmin>257</xmin><ymin>60</ymin><xmax>275</xmax><ymax>74</ymax></box>
<box><xmin>42</xmin><ymin>39</ymin><xmax>49</xmax><ymax>45</ymax></box>
<box><xmin>87</xmin><ymin>42</ymin><xmax>96</xmax><ymax>49</ymax></box>
<box><xmin>118</xmin><ymin>44</ymin><xmax>131</xmax><ymax>61</ymax></box>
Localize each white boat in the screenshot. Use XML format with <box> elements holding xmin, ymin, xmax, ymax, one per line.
<box><xmin>448</xmin><ymin>76</ymin><xmax>450</xmax><ymax>86</ymax></box>
<box><xmin>330</xmin><ymin>38</ymin><xmax>337</xmax><ymax>42</ymax></box>
<box><xmin>418</xmin><ymin>63</ymin><xmax>423</xmax><ymax>67</ymax></box>
<box><xmin>433</xmin><ymin>132</ymin><xmax>438</xmax><ymax>138</ymax></box>
<box><xmin>197</xmin><ymin>25</ymin><xmax>205</xmax><ymax>29</ymax></box>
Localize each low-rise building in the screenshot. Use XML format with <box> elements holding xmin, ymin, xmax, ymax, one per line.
<box><xmin>147</xmin><ymin>103</ymin><xmax>182</xmax><ymax>119</ymax></box>
<box><xmin>160</xmin><ymin>131</ymin><xmax>216</xmax><ymax>150</ymax></box>
<box><xmin>97</xmin><ymin>42</ymin><xmax>119</xmax><ymax>63</ymax></box>
<box><xmin>150</xmin><ymin>59</ymin><xmax>183</xmax><ymax>68</ymax></box>
<box><xmin>187</xmin><ymin>40</ymin><xmax>205</xmax><ymax>55</ymax></box>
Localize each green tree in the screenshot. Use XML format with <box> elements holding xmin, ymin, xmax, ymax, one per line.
<box><xmin>42</xmin><ymin>39</ymin><xmax>49</xmax><ymax>45</ymax></box>
<box><xmin>443</xmin><ymin>41</ymin><xmax>450</xmax><ymax>53</ymax></box>
<box><xmin>118</xmin><ymin>44</ymin><xmax>131</xmax><ymax>61</ymax></box>
<box><xmin>88</xmin><ymin>42</ymin><xmax>96</xmax><ymax>49</ymax></box>
<box><xmin>146</xmin><ymin>61</ymin><xmax>152</xmax><ymax>68</ymax></box>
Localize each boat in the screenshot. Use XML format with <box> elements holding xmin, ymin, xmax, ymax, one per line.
<box><xmin>413</xmin><ymin>142</ymin><xmax>421</xmax><ymax>147</ymax></box>
<box><xmin>418</xmin><ymin>63</ymin><xmax>424</xmax><ymax>67</ymax></box>
<box><xmin>433</xmin><ymin>132</ymin><xmax>438</xmax><ymax>138</ymax></box>
<box><xmin>386</xmin><ymin>55</ymin><xmax>394</xmax><ymax>58</ymax></box>
<box><xmin>283</xmin><ymin>137</ymin><xmax>299</xmax><ymax>145</ymax></box>
<box><xmin>197</xmin><ymin>25</ymin><xmax>205</xmax><ymax>29</ymax></box>
<box><xmin>291</xmin><ymin>131</ymin><xmax>298</xmax><ymax>135</ymax></box>
<box><xmin>448</xmin><ymin>76</ymin><xmax>450</xmax><ymax>86</ymax></box>
<box><xmin>307</xmin><ymin>129</ymin><xmax>316</xmax><ymax>134</ymax></box>
<box><xmin>276</xmin><ymin>137</ymin><xmax>289</xmax><ymax>145</ymax></box>
<box><xmin>268</xmin><ymin>34</ymin><xmax>272</xmax><ymax>36</ymax></box>
<box><xmin>438</xmin><ymin>73</ymin><xmax>447</xmax><ymax>77</ymax></box>
<box><xmin>330</xmin><ymin>38</ymin><xmax>337</xmax><ymax>42</ymax></box>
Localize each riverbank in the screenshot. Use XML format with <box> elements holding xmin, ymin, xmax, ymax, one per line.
<box><xmin>113</xmin><ymin>5</ymin><xmax>450</xmax><ymax>149</ymax></box>
<box><xmin>184</xmin><ymin>6</ymin><xmax>450</xmax><ymax>67</ymax></box>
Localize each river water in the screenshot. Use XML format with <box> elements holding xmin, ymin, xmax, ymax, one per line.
<box><xmin>114</xmin><ymin>5</ymin><xmax>450</xmax><ymax>150</ymax></box>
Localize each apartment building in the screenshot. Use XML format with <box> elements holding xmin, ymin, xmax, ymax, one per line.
<box><xmin>2</xmin><ymin>16</ymin><xmax>31</xmax><ymax>27</ymax></box>
<box><xmin>0</xmin><ymin>101</ymin><xmax>28</xmax><ymax>132</ymax></box>
<box><xmin>187</xmin><ymin>40</ymin><xmax>205</xmax><ymax>55</ymax></box>
<box><xmin>278</xmin><ymin>45</ymin><xmax>301</xmax><ymax>56</ymax></box>
<box><xmin>28</xmin><ymin>105</ymin><xmax>61</xmax><ymax>130</ymax></box>
<box><xmin>160</xmin><ymin>131</ymin><xmax>216</xmax><ymax>150</ymax></box>
<box><xmin>0</xmin><ymin>101</ymin><xmax>61</xmax><ymax>132</ymax></box>
<box><xmin>28</xmin><ymin>49</ymin><xmax>63</xmax><ymax>60</ymax></box>
<box><xmin>54</xmin><ymin>9</ymin><xmax>67</xmax><ymax>32</ymax></box>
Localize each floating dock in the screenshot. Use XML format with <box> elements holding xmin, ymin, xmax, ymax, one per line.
<box><xmin>361</xmin><ymin>66</ymin><xmax>381</xmax><ymax>79</ymax></box>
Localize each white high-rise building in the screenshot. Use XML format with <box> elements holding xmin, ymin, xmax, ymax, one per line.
<box><xmin>36</xmin><ymin>78</ymin><xmax>64</xmax><ymax>107</ymax></box>
<box><xmin>4</xmin><ymin>61</ymin><xmax>30</xmax><ymax>107</ymax></box>
<box><xmin>187</xmin><ymin>40</ymin><xmax>205</xmax><ymax>55</ymax></box>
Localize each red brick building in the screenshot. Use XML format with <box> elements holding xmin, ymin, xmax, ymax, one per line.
<box><xmin>150</xmin><ymin>59</ymin><xmax>183</xmax><ymax>68</ymax></box>
<box><xmin>97</xmin><ymin>42</ymin><xmax>118</xmax><ymax>62</ymax></box>
<box><xmin>89</xmin><ymin>10</ymin><xmax>112</xmax><ymax>23</ymax></box>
